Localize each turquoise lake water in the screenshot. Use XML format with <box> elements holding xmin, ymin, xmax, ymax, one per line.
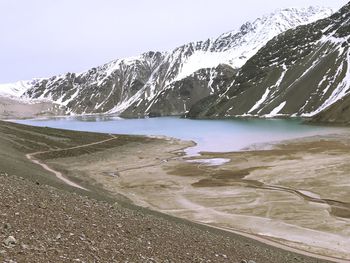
<box><xmin>15</xmin><ymin>116</ymin><xmax>338</xmax><ymax>155</ymax></box>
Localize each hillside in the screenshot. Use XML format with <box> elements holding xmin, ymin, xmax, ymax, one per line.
<box><xmin>188</xmin><ymin>2</ymin><xmax>349</xmax><ymax>119</ymax></box>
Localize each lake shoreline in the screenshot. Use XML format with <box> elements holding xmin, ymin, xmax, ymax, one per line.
<box><xmin>1</xmin><ymin>120</ymin><xmax>348</xmax><ymax>262</ymax></box>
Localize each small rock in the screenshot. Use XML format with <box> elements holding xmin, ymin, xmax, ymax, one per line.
<box><xmin>0</xmin><ymin>250</ymin><xmax>6</xmax><ymax>255</ymax></box>
<box><xmin>3</xmin><ymin>223</ymin><xmax>11</xmax><ymax>230</ymax></box>
<box><xmin>89</xmin><ymin>245</ymin><xmax>97</xmax><ymax>252</ymax></box>
<box><xmin>55</xmin><ymin>233</ymin><xmax>61</xmax><ymax>240</ymax></box>
<box><xmin>248</xmin><ymin>261</ymin><xmax>256</xmax><ymax>263</ymax></box>
<box><xmin>21</xmin><ymin>243</ymin><xmax>29</xmax><ymax>250</ymax></box>
<box><xmin>4</xmin><ymin>236</ymin><xmax>17</xmax><ymax>246</ymax></box>
<box><xmin>38</xmin><ymin>202</ymin><xmax>47</xmax><ymax>209</ymax></box>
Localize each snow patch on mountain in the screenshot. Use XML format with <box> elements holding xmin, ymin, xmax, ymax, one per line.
<box><xmin>248</xmin><ymin>87</ymin><xmax>272</xmax><ymax>114</ymax></box>
<box><xmin>265</xmin><ymin>101</ymin><xmax>287</xmax><ymax>117</ymax></box>
<box><xmin>0</xmin><ymin>80</ymin><xmax>39</xmax><ymax>100</ymax></box>
<box><xmin>175</xmin><ymin>51</ymin><xmax>227</xmax><ymax>81</ymax></box>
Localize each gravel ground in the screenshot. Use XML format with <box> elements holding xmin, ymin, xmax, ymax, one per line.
<box><xmin>0</xmin><ymin>173</ymin><xmax>328</xmax><ymax>263</ymax></box>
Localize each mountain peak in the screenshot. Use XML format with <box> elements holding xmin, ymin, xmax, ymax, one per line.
<box><xmin>175</xmin><ymin>6</ymin><xmax>334</xmax><ymax>80</ymax></box>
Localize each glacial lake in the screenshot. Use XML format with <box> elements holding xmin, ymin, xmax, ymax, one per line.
<box><xmin>15</xmin><ymin>116</ymin><xmax>339</xmax><ymax>155</ymax></box>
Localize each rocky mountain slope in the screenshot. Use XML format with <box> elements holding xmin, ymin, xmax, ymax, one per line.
<box><xmin>0</xmin><ymin>7</ymin><xmax>333</xmax><ymax>117</ymax></box>
<box><xmin>188</xmin><ymin>2</ymin><xmax>350</xmax><ymax>119</ymax></box>
<box><xmin>311</xmin><ymin>94</ymin><xmax>350</xmax><ymax>124</ymax></box>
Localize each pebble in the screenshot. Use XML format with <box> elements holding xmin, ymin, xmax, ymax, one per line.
<box><xmin>3</xmin><ymin>236</ymin><xmax>17</xmax><ymax>247</ymax></box>
<box><xmin>3</xmin><ymin>223</ymin><xmax>11</xmax><ymax>230</ymax></box>
<box><xmin>38</xmin><ymin>202</ymin><xmax>47</xmax><ymax>209</ymax></box>
<box><xmin>21</xmin><ymin>243</ymin><xmax>29</xmax><ymax>250</ymax></box>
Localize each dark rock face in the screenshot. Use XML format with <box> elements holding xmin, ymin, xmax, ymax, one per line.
<box><xmin>18</xmin><ymin>7</ymin><xmax>332</xmax><ymax>117</ymax></box>
<box><xmin>121</xmin><ymin>64</ymin><xmax>237</xmax><ymax>118</ymax></box>
<box><xmin>24</xmin><ymin>52</ymin><xmax>165</xmax><ymax>114</ymax></box>
<box><xmin>189</xmin><ymin>3</ymin><xmax>350</xmax><ymax>119</ymax></box>
<box><xmin>311</xmin><ymin>95</ymin><xmax>350</xmax><ymax>125</ymax></box>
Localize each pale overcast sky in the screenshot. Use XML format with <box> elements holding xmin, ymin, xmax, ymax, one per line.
<box><xmin>0</xmin><ymin>0</ymin><xmax>348</xmax><ymax>83</ymax></box>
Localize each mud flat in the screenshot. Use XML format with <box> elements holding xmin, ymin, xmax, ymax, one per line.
<box><xmin>38</xmin><ymin>128</ymin><xmax>350</xmax><ymax>261</ymax></box>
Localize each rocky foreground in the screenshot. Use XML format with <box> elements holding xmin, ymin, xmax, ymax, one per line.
<box><xmin>0</xmin><ymin>173</ymin><xmax>326</xmax><ymax>263</ymax></box>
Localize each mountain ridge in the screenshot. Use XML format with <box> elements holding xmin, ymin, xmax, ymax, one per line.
<box><xmin>188</xmin><ymin>2</ymin><xmax>350</xmax><ymax>120</ymax></box>
<box><xmin>0</xmin><ymin>6</ymin><xmax>334</xmax><ymax>118</ymax></box>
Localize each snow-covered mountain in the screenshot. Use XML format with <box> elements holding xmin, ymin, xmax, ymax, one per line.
<box><xmin>189</xmin><ymin>2</ymin><xmax>350</xmax><ymax>120</ymax></box>
<box><xmin>0</xmin><ymin>80</ymin><xmax>39</xmax><ymax>99</ymax></box>
<box><xmin>174</xmin><ymin>6</ymin><xmax>334</xmax><ymax>79</ymax></box>
<box><xmin>0</xmin><ymin>6</ymin><xmax>333</xmax><ymax>117</ymax></box>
